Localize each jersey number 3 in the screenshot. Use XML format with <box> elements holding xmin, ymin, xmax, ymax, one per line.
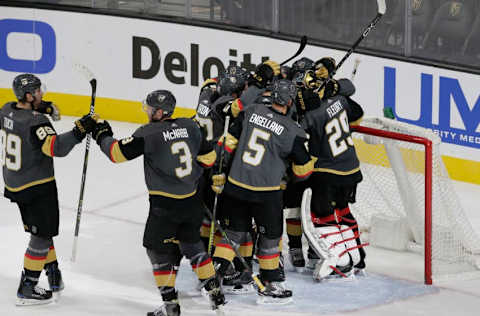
<box><xmin>325</xmin><ymin>110</ymin><xmax>354</xmax><ymax>157</ymax></box>
<box><xmin>0</xmin><ymin>130</ymin><xmax>22</xmax><ymax>171</ymax></box>
<box><xmin>171</xmin><ymin>141</ymin><xmax>193</xmax><ymax>178</ymax></box>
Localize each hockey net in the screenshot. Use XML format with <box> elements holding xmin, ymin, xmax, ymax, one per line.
<box><xmin>350</xmin><ymin>117</ymin><xmax>480</xmax><ymax>284</ymax></box>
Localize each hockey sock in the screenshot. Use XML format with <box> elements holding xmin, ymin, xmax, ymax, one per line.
<box><xmin>44</xmin><ymin>240</ymin><xmax>58</xmax><ymax>271</ymax></box>
<box><xmin>24</xmin><ymin>235</ymin><xmax>50</xmax><ymax>282</ymax></box>
<box><xmin>286</xmin><ymin>218</ymin><xmax>302</xmax><ymax>249</ymax></box>
<box><xmin>181</xmin><ymin>242</ymin><xmax>216</xmax><ymax>281</ymax></box>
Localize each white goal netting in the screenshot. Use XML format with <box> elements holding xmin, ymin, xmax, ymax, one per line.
<box><xmin>351</xmin><ymin>117</ymin><xmax>480</xmax><ymax>282</ymax></box>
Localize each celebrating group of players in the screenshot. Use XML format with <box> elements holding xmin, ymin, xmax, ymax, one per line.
<box><xmin>0</xmin><ymin>54</ymin><xmax>367</xmax><ymax>316</ymax></box>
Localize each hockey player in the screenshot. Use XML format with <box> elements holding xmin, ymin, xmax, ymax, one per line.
<box><xmin>300</xmin><ymin>71</ymin><xmax>368</xmax><ymax>280</ymax></box>
<box><xmin>92</xmin><ymin>90</ymin><xmax>225</xmax><ymax>316</ymax></box>
<box><xmin>211</xmin><ymin>79</ymin><xmax>316</xmax><ymax>303</ymax></box>
<box><xmin>238</xmin><ymin>60</ymin><xmax>280</xmax><ymax>109</ymax></box>
<box><xmin>0</xmin><ymin>74</ymin><xmax>97</xmax><ymax>305</ymax></box>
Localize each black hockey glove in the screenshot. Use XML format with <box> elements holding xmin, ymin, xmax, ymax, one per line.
<box><xmin>249</xmin><ymin>60</ymin><xmax>280</xmax><ymax>89</ymax></box>
<box><xmin>93</xmin><ymin>120</ymin><xmax>113</xmax><ymax>145</ymax></box>
<box><xmin>321</xmin><ymin>79</ymin><xmax>340</xmax><ymax>99</ymax></box>
<box><xmin>73</xmin><ymin>114</ymin><xmax>99</xmax><ymax>141</ymax></box>
<box><xmin>36</xmin><ymin>101</ymin><xmax>61</xmax><ymax>121</ymax></box>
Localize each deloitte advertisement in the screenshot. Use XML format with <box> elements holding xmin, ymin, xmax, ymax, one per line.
<box><xmin>0</xmin><ymin>6</ymin><xmax>479</xmax><ymax>181</ymax></box>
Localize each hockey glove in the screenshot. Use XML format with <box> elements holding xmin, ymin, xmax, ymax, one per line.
<box><xmin>36</xmin><ymin>101</ymin><xmax>61</xmax><ymax>121</ymax></box>
<box><xmin>73</xmin><ymin>113</ymin><xmax>99</xmax><ymax>141</ymax></box>
<box><xmin>211</xmin><ymin>173</ymin><xmax>226</xmax><ymax>194</ymax></box>
<box><xmin>93</xmin><ymin>120</ymin><xmax>113</xmax><ymax>145</ymax></box>
<box><xmin>319</xmin><ymin>79</ymin><xmax>339</xmax><ymax>99</ymax></box>
<box><xmin>250</xmin><ymin>60</ymin><xmax>280</xmax><ymax>88</ymax></box>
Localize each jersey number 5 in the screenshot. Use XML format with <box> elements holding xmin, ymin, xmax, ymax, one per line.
<box><xmin>242</xmin><ymin>128</ymin><xmax>271</xmax><ymax>166</ymax></box>
<box><xmin>325</xmin><ymin>110</ymin><xmax>354</xmax><ymax>157</ymax></box>
<box><xmin>0</xmin><ymin>130</ymin><xmax>22</xmax><ymax>171</ymax></box>
<box><xmin>171</xmin><ymin>141</ymin><xmax>193</xmax><ymax>178</ymax></box>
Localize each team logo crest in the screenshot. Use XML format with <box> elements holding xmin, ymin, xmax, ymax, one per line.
<box><xmin>157</xmin><ymin>94</ymin><xmax>166</xmax><ymax>102</ymax></box>
<box><xmin>21</xmin><ymin>78</ymin><xmax>29</xmax><ymax>86</ymax></box>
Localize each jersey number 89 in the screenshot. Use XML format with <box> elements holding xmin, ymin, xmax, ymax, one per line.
<box><xmin>0</xmin><ymin>130</ymin><xmax>22</xmax><ymax>171</ymax></box>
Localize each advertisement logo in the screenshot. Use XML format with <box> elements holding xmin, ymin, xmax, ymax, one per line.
<box><xmin>0</xmin><ymin>19</ymin><xmax>56</xmax><ymax>74</ymax></box>
<box><xmin>384</xmin><ymin>66</ymin><xmax>480</xmax><ymax>149</ymax></box>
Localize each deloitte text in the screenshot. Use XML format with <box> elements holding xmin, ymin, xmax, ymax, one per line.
<box><xmin>132</xmin><ymin>36</ymin><xmax>269</xmax><ymax>86</ymax></box>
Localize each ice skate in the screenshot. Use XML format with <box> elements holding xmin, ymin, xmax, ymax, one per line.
<box><xmin>288</xmin><ymin>248</ymin><xmax>305</xmax><ymax>272</ymax></box>
<box><xmin>222</xmin><ymin>270</ymin><xmax>254</xmax><ymax>294</ymax></box>
<box><xmin>147</xmin><ymin>301</ymin><xmax>180</xmax><ymax>316</ymax></box>
<box><xmin>16</xmin><ymin>272</ymin><xmax>53</xmax><ymax>306</ymax></box>
<box><xmin>256</xmin><ymin>273</ymin><xmax>293</xmax><ymax>305</ymax></box>
<box><xmin>46</xmin><ymin>265</ymin><xmax>64</xmax><ymax>293</ymax></box>
<box><xmin>204</xmin><ymin>277</ymin><xmax>226</xmax><ymax>315</ymax></box>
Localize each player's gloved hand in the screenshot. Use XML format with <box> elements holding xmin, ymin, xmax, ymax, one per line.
<box><xmin>319</xmin><ymin>79</ymin><xmax>339</xmax><ymax>99</ymax></box>
<box><xmin>93</xmin><ymin>120</ymin><xmax>113</xmax><ymax>145</ymax></box>
<box><xmin>249</xmin><ymin>60</ymin><xmax>280</xmax><ymax>88</ymax></box>
<box><xmin>37</xmin><ymin>101</ymin><xmax>61</xmax><ymax>121</ymax></box>
<box><xmin>211</xmin><ymin>173</ymin><xmax>226</xmax><ymax>194</ymax></box>
<box><xmin>303</xmin><ymin>70</ymin><xmax>322</xmax><ymax>90</ymax></box>
<box><xmin>280</xmin><ymin>179</ymin><xmax>288</xmax><ymax>190</ymax></box>
<box><xmin>73</xmin><ymin>113</ymin><xmax>99</xmax><ymax>141</ymax></box>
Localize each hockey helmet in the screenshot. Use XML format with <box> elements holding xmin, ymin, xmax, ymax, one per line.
<box><xmin>217</xmin><ymin>71</ymin><xmax>247</xmax><ymax>97</ymax></box>
<box><xmin>225</xmin><ymin>65</ymin><xmax>249</xmax><ymax>83</ymax></box>
<box><xmin>292</xmin><ymin>57</ymin><xmax>314</xmax><ymax>74</ymax></box>
<box><xmin>314</xmin><ymin>57</ymin><xmax>336</xmax><ymax>79</ymax></box>
<box><xmin>12</xmin><ymin>73</ymin><xmax>43</xmax><ymax>101</ymax></box>
<box><xmin>143</xmin><ymin>90</ymin><xmax>176</xmax><ymax>117</ymax></box>
<box><xmin>271</xmin><ymin>79</ymin><xmax>297</xmax><ymax>106</ymax></box>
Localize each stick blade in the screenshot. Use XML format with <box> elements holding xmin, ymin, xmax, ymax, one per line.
<box><xmin>377</xmin><ymin>0</ymin><xmax>386</xmax><ymax>15</ymax></box>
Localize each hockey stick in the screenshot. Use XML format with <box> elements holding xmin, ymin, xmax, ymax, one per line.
<box><xmin>350</xmin><ymin>58</ymin><xmax>361</xmax><ymax>81</ymax></box>
<box><xmin>71</xmin><ymin>64</ymin><xmax>97</xmax><ymax>262</ymax></box>
<box><xmin>204</xmin><ymin>207</ymin><xmax>267</xmax><ymax>294</ymax></box>
<box><xmin>280</xmin><ymin>35</ymin><xmax>308</xmax><ymax>66</ymax></box>
<box><xmin>317</xmin><ymin>0</ymin><xmax>386</xmax><ymax>91</ymax></box>
<box><xmin>208</xmin><ymin>115</ymin><xmax>231</xmax><ymax>254</ymax></box>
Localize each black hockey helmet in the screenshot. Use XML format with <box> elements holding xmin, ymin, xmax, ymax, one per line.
<box><xmin>271</xmin><ymin>79</ymin><xmax>297</xmax><ymax>106</ymax></box>
<box><xmin>217</xmin><ymin>71</ymin><xmax>247</xmax><ymax>97</ymax></box>
<box><xmin>225</xmin><ymin>65</ymin><xmax>249</xmax><ymax>83</ymax></box>
<box><xmin>314</xmin><ymin>57</ymin><xmax>336</xmax><ymax>79</ymax></box>
<box><xmin>292</xmin><ymin>57</ymin><xmax>314</xmax><ymax>74</ymax></box>
<box><xmin>143</xmin><ymin>90</ymin><xmax>176</xmax><ymax>117</ymax></box>
<box><xmin>12</xmin><ymin>73</ymin><xmax>42</xmax><ymax>101</ymax></box>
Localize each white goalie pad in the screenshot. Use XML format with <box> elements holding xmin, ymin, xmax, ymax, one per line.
<box><xmin>301</xmin><ymin>189</ymin><xmax>344</xmax><ymax>279</ymax></box>
<box><xmin>339</xmin><ymin>225</ymin><xmax>361</xmax><ymax>266</ymax></box>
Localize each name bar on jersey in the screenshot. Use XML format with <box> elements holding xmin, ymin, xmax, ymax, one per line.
<box><xmin>249</xmin><ymin>113</ymin><xmax>284</xmax><ymax>135</ymax></box>
<box><xmin>163</xmin><ymin>128</ymin><xmax>189</xmax><ymax>141</ymax></box>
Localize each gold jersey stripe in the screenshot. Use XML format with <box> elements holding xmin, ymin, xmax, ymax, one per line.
<box><xmin>228</xmin><ymin>176</ymin><xmax>280</xmax><ymax>191</ymax></box>
<box><xmin>292</xmin><ymin>156</ymin><xmax>317</xmax><ymax>178</ymax></box>
<box><xmin>109</xmin><ymin>141</ymin><xmax>128</xmax><ymax>163</ymax></box>
<box><xmin>5</xmin><ymin>177</ymin><xmax>55</xmax><ymax>192</ymax></box>
<box><xmin>313</xmin><ymin>167</ymin><xmax>360</xmax><ymax>175</ymax></box>
<box><xmin>149</xmin><ymin>189</ymin><xmax>196</xmax><ymax>199</ymax></box>
<box><xmin>225</xmin><ymin>133</ymin><xmax>238</xmax><ymax>152</ymax></box>
<box><xmin>41</xmin><ymin>135</ymin><xmax>56</xmax><ymax>157</ymax></box>
<box><xmin>350</xmin><ymin>117</ymin><xmax>363</xmax><ymax>126</ymax></box>
<box><xmin>197</xmin><ymin>150</ymin><xmax>216</xmax><ymax>167</ymax></box>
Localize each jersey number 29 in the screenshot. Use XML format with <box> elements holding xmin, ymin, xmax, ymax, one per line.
<box><xmin>325</xmin><ymin>110</ymin><xmax>354</xmax><ymax>157</ymax></box>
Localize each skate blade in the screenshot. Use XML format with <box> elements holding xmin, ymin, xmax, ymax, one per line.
<box><xmin>16</xmin><ymin>296</ymin><xmax>54</xmax><ymax>306</ymax></box>
<box><xmin>314</xmin><ymin>271</ymin><xmax>356</xmax><ymax>283</ymax></box>
<box><xmin>223</xmin><ymin>284</ymin><xmax>255</xmax><ymax>295</ymax></box>
<box><xmin>256</xmin><ymin>296</ymin><xmax>293</xmax><ymax>305</ymax></box>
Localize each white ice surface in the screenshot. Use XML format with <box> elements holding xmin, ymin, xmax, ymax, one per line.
<box><xmin>1</xmin><ymin>117</ymin><xmax>480</xmax><ymax>316</ymax></box>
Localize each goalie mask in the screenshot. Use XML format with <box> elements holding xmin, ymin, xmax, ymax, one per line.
<box><xmin>12</xmin><ymin>73</ymin><xmax>45</xmax><ymax>102</ymax></box>
<box><xmin>143</xmin><ymin>90</ymin><xmax>176</xmax><ymax>118</ymax></box>
<box><xmin>271</xmin><ymin>79</ymin><xmax>297</xmax><ymax>106</ymax></box>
